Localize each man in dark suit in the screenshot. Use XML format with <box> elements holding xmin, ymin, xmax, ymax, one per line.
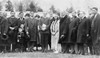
<box><xmin>68</xmin><ymin>14</ymin><xmax>80</xmax><ymax>54</ymax></box>
<box><xmin>7</xmin><ymin>12</ymin><xmax>19</xmax><ymax>52</ymax></box>
<box><xmin>90</xmin><ymin>7</ymin><xmax>100</xmax><ymax>55</ymax></box>
<box><xmin>77</xmin><ymin>11</ymin><xmax>91</xmax><ymax>55</ymax></box>
<box><xmin>25</xmin><ymin>13</ymin><xmax>38</xmax><ymax>52</ymax></box>
<box><xmin>59</xmin><ymin>14</ymin><xmax>70</xmax><ymax>53</ymax></box>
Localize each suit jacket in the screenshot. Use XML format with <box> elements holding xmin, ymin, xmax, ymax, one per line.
<box><xmin>91</xmin><ymin>14</ymin><xmax>100</xmax><ymax>44</ymax></box>
<box><xmin>7</xmin><ymin>16</ymin><xmax>19</xmax><ymax>30</ymax></box>
<box><xmin>17</xmin><ymin>18</ymin><xmax>25</xmax><ymax>28</ymax></box>
<box><xmin>7</xmin><ymin>16</ymin><xmax>19</xmax><ymax>44</ymax></box>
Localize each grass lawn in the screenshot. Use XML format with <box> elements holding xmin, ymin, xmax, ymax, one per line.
<box><xmin>0</xmin><ymin>52</ymin><xmax>100</xmax><ymax>58</ymax></box>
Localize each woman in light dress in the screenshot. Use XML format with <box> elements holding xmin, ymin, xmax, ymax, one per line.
<box><xmin>50</xmin><ymin>14</ymin><xmax>61</xmax><ymax>53</ymax></box>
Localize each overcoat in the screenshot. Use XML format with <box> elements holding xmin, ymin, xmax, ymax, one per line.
<box><xmin>7</xmin><ymin>16</ymin><xmax>19</xmax><ymax>44</ymax></box>
<box><xmin>68</xmin><ymin>18</ymin><xmax>80</xmax><ymax>43</ymax></box>
<box><xmin>0</xmin><ymin>16</ymin><xmax>8</xmax><ymax>44</ymax></box>
<box><xmin>91</xmin><ymin>14</ymin><xmax>100</xmax><ymax>55</ymax></box>
<box><xmin>91</xmin><ymin>14</ymin><xmax>100</xmax><ymax>44</ymax></box>
<box><xmin>58</xmin><ymin>15</ymin><xmax>70</xmax><ymax>44</ymax></box>
<box><xmin>77</xmin><ymin>18</ymin><xmax>91</xmax><ymax>44</ymax></box>
<box><xmin>25</xmin><ymin>18</ymin><xmax>37</xmax><ymax>42</ymax></box>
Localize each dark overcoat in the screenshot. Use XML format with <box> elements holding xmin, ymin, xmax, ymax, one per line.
<box><xmin>68</xmin><ymin>18</ymin><xmax>80</xmax><ymax>43</ymax></box>
<box><xmin>91</xmin><ymin>14</ymin><xmax>100</xmax><ymax>55</ymax></box>
<box><xmin>91</xmin><ymin>14</ymin><xmax>100</xmax><ymax>44</ymax></box>
<box><xmin>25</xmin><ymin>18</ymin><xmax>37</xmax><ymax>42</ymax></box>
<box><xmin>59</xmin><ymin>15</ymin><xmax>70</xmax><ymax>44</ymax></box>
<box><xmin>7</xmin><ymin>17</ymin><xmax>19</xmax><ymax>44</ymax></box>
<box><xmin>0</xmin><ymin>16</ymin><xmax>8</xmax><ymax>44</ymax></box>
<box><xmin>77</xmin><ymin>18</ymin><xmax>91</xmax><ymax>44</ymax></box>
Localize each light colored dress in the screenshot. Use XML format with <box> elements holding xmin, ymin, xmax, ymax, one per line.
<box><xmin>50</xmin><ymin>19</ymin><xmax>61</xmax><ymax>52</ymax></box>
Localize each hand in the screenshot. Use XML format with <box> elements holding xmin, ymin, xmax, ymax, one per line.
<box><xmin>3</xmin><ymin>33</ymin><xmax>6</xmax><ymax>35</ymax></box>
<box><xmin>87</xmin><ymin>34</ymin><xmax>89</xmax><ymax>37</ymax></box>
<box><xmin>60</xmin><ymin>35</ymin><xmax>64</xmax><ymax>38</ymax></box>
<box><xmin>10</xmin><ymin>27</ymin><xmax>15</xmax><ymax>30</ymax></box>
<box><xmin>26</xmin><ymin>32</ymin><xmax>29</xmax><ymax>35</ymax></box>
<box><xmin>0</xmin><ymin>32</ymin><xmax>1</xmax><ymax>34</ymax></box>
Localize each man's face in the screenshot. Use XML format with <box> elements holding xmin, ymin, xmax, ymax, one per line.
<box><xmin>3</xmin><ymin>13</ymin><xmax>7</xmax><ymax>18</ymax></box>
<box><xmin>72</xmin><ymin>12</ymin><xmax>76</xmax><ymax>17</ymax></box>
<box><xmin>54</xmin><ymin>16</ymin><xmax>58</xmax><ymax>19</ymax></box>
<box><xmin>60</xmin><ymin>13</ymin><xmax>65</xmax><ymax>18</ymax></box>
<box><xmin>79</xmin><ymin>12</ymin><xmax>85</xmax><ymax>18</ymax></box>
<box><xmin>25</xmin><ymin>16</ymin><xmax>29</xmax><ymax>19</ymax></box>
<box><xmin>19</xmin><ymin>13</ymin><xmax>24</xmax><ymax>18</ymax></box>
<box><xmin>35</xmin><ymin>17</ymin><xmax>38</xmax><ymax>19</ymax></box>
<box><xmin>91</xmin><ymin>9</ymin><xmax>97</xmax><ymax>15</ymax></box>
<box><xmin>11</xmin><ymin>12</ymin><xmax>15</xmax><ymax>17</ymax></box>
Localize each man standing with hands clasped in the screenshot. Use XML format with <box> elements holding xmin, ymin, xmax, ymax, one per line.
<box><xmin>90</xmin><ymin>7</ymin><xmax>100</xmax><ymax>55</ymax></box>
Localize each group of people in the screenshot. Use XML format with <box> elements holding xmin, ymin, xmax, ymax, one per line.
<box><xmin>0</xmin><ymin>7</ymin><xmax>100</xmax><ymax>55</ymax></box>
